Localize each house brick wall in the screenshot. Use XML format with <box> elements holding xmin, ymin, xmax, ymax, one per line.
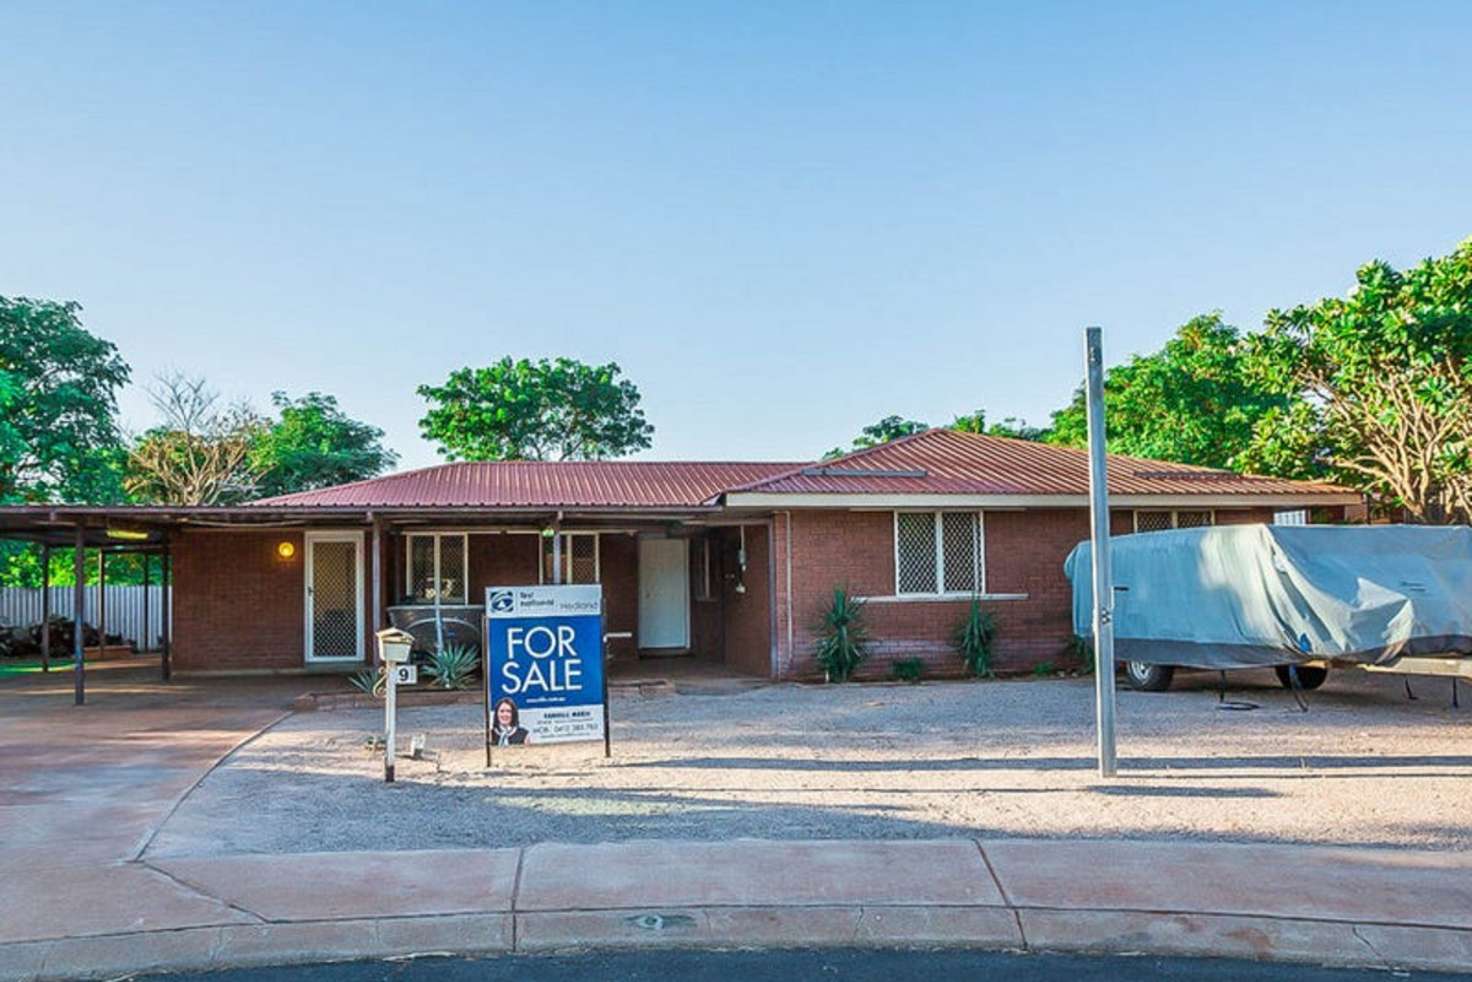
<box><xmin>778</xmin><ymin>506</ymin><xmax>1303</xmax><ymax>680</ymax></box>
<box><xmin>172</xmin><ymin>529</ymin><xmax>308</xmax><ymax>672</ymax></box>
<box><xmin>719</xmin><ymin>524</ymin><xmax>773</xmax><ymax>676</ymax></box>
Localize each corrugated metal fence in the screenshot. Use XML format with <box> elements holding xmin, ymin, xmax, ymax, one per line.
<box><xmin>0</xmin><ymin>586</ymin><xmax>172</xmax><ymax>650</ymax></box>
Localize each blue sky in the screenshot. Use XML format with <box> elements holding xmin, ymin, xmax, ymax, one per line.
<box><xmin>3</xmin><ymin>1</ymin><xmax>1470</xmax><ymax>469</ymax></box>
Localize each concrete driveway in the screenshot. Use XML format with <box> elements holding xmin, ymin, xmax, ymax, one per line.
<box><xmin>0</xmin><ymin>660</ymin><xmax>319</xmax><ymax>942</ymax></box>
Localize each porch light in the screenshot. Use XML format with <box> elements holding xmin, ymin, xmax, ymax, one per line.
<box><xmin>276</xmin><ymin>541</ymin><xmax>297</xmax><ymax>560</ymax></box>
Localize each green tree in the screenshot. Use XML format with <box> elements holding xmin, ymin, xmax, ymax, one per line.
<box><xmin>1240</xmin><ymin>240</ymin><xmax>1472</xmax><ymax>523</ymax></box>
<box><xmin>417</xmin><ymin>357</ymin><xmax>654</xmax><ymax>461</ymax></box>
<box><xmin>1045</xmin><ymin>314</ymin><xmax>1285</xmax><ymax>469</ymax></box>
<box><xmin>0</xmin><ymin>297</ymin><xmax>130</xmax><ymax>503</ymax></box>
<box><xmin>824</xmin><ymin>415</ymin><xmax>929</xmax><ymax>459</ymax></box>
<box><xmin>251</xmin><ymin>392</ymin><xmax>398</xmax><ymax>498</ymax></box>
<box><xmin>950</xmin><ymin>409</ymin><xmax>1046</xmax><ymax>442</ymax></box>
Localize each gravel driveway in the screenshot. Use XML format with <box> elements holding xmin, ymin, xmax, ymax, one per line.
<box><xmin>146</xmin><ymin>670</ymin><xmax>1472</xmax><ymax>858</ymax></box>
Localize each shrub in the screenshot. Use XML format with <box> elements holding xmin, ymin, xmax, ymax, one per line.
<box><xmin>952</xmin><ymin>596</ymin><xmax>996</xmax><ymax>678</ymax></box>
<box><xmin>890</xmin><ymin>658</ymin><xmax>925</xmax><ymax>683</ymax></box>
<box><xmin>814</xmin><ymin>587</ymin><xmax>868</xmax><ymax>682</ymax></box>
<box><xmin>1066</xmin><ymin>634</ymin><xmax>1094</xmax><ymax>674</ymax></box>
<box><xmin>424</xmin><ymin>643</ymin><xmax>479</xmax><ymax>690</ymax></box>
<box><xmin>1032</xmin><ymin>660</ymin><xmax>1057</xmax><ymax>678</ymax></box>
<box><xmin>348</xmin><ymin>667</ymin><xmax>383</xmax><ymax>697</ymax></box>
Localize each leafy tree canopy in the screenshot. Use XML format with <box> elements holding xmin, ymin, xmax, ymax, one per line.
<box><xmin>417</xmin><ymin>357</ymin><xmax>654</xmax><ymax>461</ymax></box>
<box><xmin>251</xmin><ymin>391</ymin><xmax>398</xmax><ymax>498</ymax></box>
<box><xmin>1045</xmin><ymin>313</ymin><xmax>1285</xmax><ymax>470</ymax></box>
<box><xmin>0</xmin><ymin>297</ymin><xmax>130</xmax><ymax>503</ymax></box>
<box><xmin>1239</xmin><ymin>239</ymin><xmax>1472</xmax><ymax>523</ymax></box>
<box><xmin>950</xmin><ymin>409</ymin><xmax>1047</xmax><ymax>442</ymax></box>
<box><xmin>824</xmin><ymin>415</ymin><xmax>929</xmax><ymax>460</ymax></box>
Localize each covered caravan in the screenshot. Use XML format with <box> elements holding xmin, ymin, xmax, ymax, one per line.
<box><xmin>1065</xmin><ymin>525</ymin><xmax>1472</xmax><ymax>670</ymax></box>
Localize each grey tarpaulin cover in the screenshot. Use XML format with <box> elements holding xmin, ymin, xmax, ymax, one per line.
<box><xmin>1064</xmin><ymin>525</ymin><xmax>1472</xmax><ymax>669</ymax></box>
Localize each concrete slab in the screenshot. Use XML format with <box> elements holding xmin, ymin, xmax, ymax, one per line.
<box><xmin>152</xmin><ymin>848</ymin><xmax>521</xmax><ymax>921</ymax></box>
<box><xmin>34</xmin><ymin>925</ymin><xmax>221</xmax><ymax>981</ymax></box>
<box><xmin>517</xmin><ymin>839</ymin><xmax>1001</xmax><ymax>911</ymax></box>
<box><xmin>516</xmin><ymin>904</ymin><xmax>1022</xmax><ymax>951</ymax></box>
<box><xmin>0</xmin><ymin>863</ymin><xmax>254</xmax><ymax>944</ymax></box>
<box><xmin>985</xmin><ymin>838</ymin><xmax>1472</xmax><ymax>930</ymax></box>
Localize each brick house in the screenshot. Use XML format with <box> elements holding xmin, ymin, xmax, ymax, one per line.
<box><xmin>0</xmin><ymin>429</ymin><xmax>1357</xmax><ymax>681</ymax></box>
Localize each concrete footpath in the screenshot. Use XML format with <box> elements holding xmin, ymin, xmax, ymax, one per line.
<box><xmin>3</xmin><ymin>837</ymin><xmax>1471</xmax><ymax>980</ymax></box>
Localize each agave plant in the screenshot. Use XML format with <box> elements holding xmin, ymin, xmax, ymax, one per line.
<box><xmin>814</xmin><ymin>587</ymin><xmax>868</xmax><ymax>683</ymax></box>
<box><xmin>424</xmin><ymin>643</ymin><xmax>480</xmax><ymax>690</ymax></box>
<box><xmin>348</xmin><ymin>666</ymin><xmax>384</xmax><ymax>697</ymax></box>
<box><xmin>953</xmin><ymin>596</ymin><xmax>996</xmax><ymax>678</ymax></box>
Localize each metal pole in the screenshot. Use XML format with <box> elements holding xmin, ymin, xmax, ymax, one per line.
<box><xmin>98</xmin><ymin>548</ymin><xmax>106</xmax><ymax>656</ymax></box>
<box><xmin>161</xmin><ymin>541</ymin><xmax>172</xmax><ymax>682</ymax></box>
<box><xmin>142</xmin><ymin>552</ymin><xmax>150</xmax><ymax>655</ymax></box>
<box><xmin>552</xmin><ymin>531</ymin><xmax>562</xmax><ymax>585</ymax></box>
<box><xmin>73</xmin><ymin>529</ymin><xmax>85</xmax><ymax>705</ymax></box>
<box><xmin>384</xmin><ymin>656</ymin><xmax>397</xmax><ymax>783</ymax></box>
<box><xmin>1085</xmin><ymin>326</ymin><xmax>1118</xmax><ymax>778</ymax></box>
<box><xmin>40</xmin><ymin>544</ymin><xmax>50</xmax><ymax>672</ymax></box>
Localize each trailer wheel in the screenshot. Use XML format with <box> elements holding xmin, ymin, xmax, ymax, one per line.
<box><xmin>1124</xmin><ymin>661</ymin><xmax>1175</xmax><ymax>692</ymax></box>
<box><xmin>1275</xmin><ymin>665</ymin><xmax>1328</xmax><ymax>690</ymax></box>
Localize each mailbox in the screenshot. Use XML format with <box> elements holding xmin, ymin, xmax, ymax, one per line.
<box><xmin>375</xmin><ymin>628</ymin><xmax>415</xmax><ymax>665</ymax></box>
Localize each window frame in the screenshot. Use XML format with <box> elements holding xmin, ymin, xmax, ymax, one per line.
<box><xmin>1132</xmin><ymin>509</ymin><xmax>1216</xmax><ymax>533</ymax></box>
<box><xmin>403</xmin><ymin>532</ymin><xmax>470</xmax><ymax>604</ymax></box>
<box><xmin>538</xmin><ymin>532</ymin><xmax>602</xmax><ymax>585</ymax></box>
<box><xmin>893</xmin><ymin>510</ymin><xmax>986</xmax><ymax>597</ymax></box>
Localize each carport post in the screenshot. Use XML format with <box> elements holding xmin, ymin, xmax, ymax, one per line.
<box><xmin>1085</xmin><ymin>326</ymin><xmax>1118</xmax><ymax>778</ymax></box>
<box><xmin>40</xmin><ymin>544</ymin><xmax>50</xmax><ymax>672</ymax></box>
<box><xmin>141</xmin><ymin>553</ymin><xmax>150</xmax><ymax>654</ymax></box>
<box><xmin>98</xmin><ymin>548</ymin><xmax>106</xmax><ymax>656</ymax></box>
<box><xmin>161</xmin><ymin>540</ymin><xmax>172</xmax><ymax>682</ymax></box>
<box><xmin>73</xmin><ymin>528</ymin><xmax>85</xmax><ymax>705</ymax></box>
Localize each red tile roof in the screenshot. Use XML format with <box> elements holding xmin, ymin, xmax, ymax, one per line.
<box><xmin>249</xmin><ymin>461</ymin><xmax>806</xmax><ymax>509</ymax></box>
<box><xmin>721</xmin><ymin>429</ymin><xmax>1353</xmax><ymax>499</ymax></box>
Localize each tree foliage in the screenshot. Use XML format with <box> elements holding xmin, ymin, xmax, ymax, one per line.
<box><xmin>0</xmin><ymin>297</ymin><xmax>130</xmax><ymax>503</ymax></box>
<box><xmin>824</xmin><ymin>415</ymin><xmax>929</xmax><ymax>459</ymax></box>
<box><xmin>1046</xmin><ymin>314</ymin><xmax>1285</xmax><ymax>470</ymax></box>
<box><xmin>950</xmin><ymin>409</ymin><xmax>1047</xmax><ymax>442</ymax></box>
<box><xmin>250</xmin><ymin>392</ymin><xmax>397</xmax><ymax>498</ymax></box>
<box><xmin>124</xmin><ymin>373</ymin><xmax>264</xmax><ymax>505</ymax></box>
<box><xmin>417</xmin><ymin>357</ymin><xmax>654</xmax><ymax>461</ymax></box>
<box><xmin>1239</xmin><ymin>240</ymin><xmax>1472</xmax><ymax>523</ymax></box>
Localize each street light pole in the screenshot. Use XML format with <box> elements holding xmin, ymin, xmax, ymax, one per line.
<box><xmin>1085</xmin><ymin>327</ymin><xmax>1118</xmax><ymax>778</ymax></box>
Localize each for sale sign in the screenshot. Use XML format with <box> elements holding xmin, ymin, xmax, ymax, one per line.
<box><xmin>484</xmin><ymin>585</ymin><xmax>605</xmax><ymax>748</ymax></box>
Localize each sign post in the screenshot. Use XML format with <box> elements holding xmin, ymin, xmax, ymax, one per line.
<box><xmin>484</xmin><ymin>584</ymin><xmax>607</xmax><ymax>759</ymax></box>
<box><xmin>1085</xmin><ymin>326</ymin><xmax>1118</xmax><ymax>778</ymax></box>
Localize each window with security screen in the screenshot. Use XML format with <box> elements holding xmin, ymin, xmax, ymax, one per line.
<box><xmin>541</xmin><ymin>533</ymin><xmax>600</xmax><ymax>584</ymax></box>
<box><xmin>405</xmin><ymin>533</ymin><xmax>468</xmax><ymax>602</ymax></box>
<box><xmin>1133</xmin><ymin>509</ymin><xmax>1215</xmax><ymax>532</ymax></box>
<box><xmin>895</xmin><ymin>511</ymin><xmax>984</xmax><ymax>595</ymax></box>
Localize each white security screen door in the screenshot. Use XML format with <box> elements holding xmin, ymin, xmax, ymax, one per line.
<box><xmin>638</xmin><ymin>537</ymin><xmax>690</xmax><ymax>649</ymax></box>
<box><xmin>305</xmin><ymin>532</ymin><xmax>364</xmax><ymax>663</ymax></box>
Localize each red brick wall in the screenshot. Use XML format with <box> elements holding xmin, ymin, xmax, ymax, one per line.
<box><xmin>172</xmin><ymin>529</ymin><xmax>307</xmax><ymax>672</ymax></box>
<box><xmin>719</xmin><ymin>524</ymin><xmax>773</xmax><ymax>676</ymax></box>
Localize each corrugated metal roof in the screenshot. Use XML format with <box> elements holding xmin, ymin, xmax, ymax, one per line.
<box><xmin>248</xmin><ymin>461</ymin><xmax>807</xmax><ymax>509</ymax></box>
<box><xmin>723</xmin><ymin>429</ymin><xmax>1352</xmax><ymax>498</ymax></box>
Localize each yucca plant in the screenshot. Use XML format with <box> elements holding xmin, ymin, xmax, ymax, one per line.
<box><xmin>814</xmin><ymin>587</ymin><xmax>868</xmax><ymax>682</ymax></box>
<box><xmin>424</xmin><ymin>643</ymin><xmax>479</xmax><ymax>690</ymax></box>
<box><xmin>348</xmin><ymin>666</ymin><xmax>384</xmax><ymax>697</ymax></box>
<box><xmin>952</xmin><ymin>596</ymin><xmax>996</xmax><ymax>678</ymax></box>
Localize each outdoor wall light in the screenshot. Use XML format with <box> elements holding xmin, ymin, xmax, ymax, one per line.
<box><xmin>276</xmin><ymin>541</ymin><xmax>297</xmax><ymax>560</ymax></box>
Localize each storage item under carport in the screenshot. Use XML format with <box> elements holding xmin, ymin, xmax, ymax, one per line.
<box><xmin>1065</xmin><ymin>524</ymin><xmax>1472</xmax><ymax>693</ymax></box>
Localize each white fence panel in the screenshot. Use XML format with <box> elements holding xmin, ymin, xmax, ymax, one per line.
<box><xmin>0</xmin><ymin>585</ymin><xmax>173</xmax><ymax>650</ymax></box>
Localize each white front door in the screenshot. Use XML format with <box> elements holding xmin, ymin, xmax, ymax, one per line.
<box><xmin>638</xmin><ymin>537</ymin><xmax>690</xmax><ymax>650</ymax></box>
<box><xmin>305</xmin><ymin>532</ymin><xmax>364</xmax><ymax>663</ymax></box>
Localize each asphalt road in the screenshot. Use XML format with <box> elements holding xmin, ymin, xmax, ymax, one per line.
<box><xmin>155</xmin><ymin>949</ymin><xmax>1467</xmax><ymax>981</ymax></box>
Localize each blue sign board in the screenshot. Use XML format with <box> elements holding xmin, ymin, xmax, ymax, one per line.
<box><xmin>485</xmin><ymin>584</ymin><xmax>605</xmax><ymax>747</ymax></box>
